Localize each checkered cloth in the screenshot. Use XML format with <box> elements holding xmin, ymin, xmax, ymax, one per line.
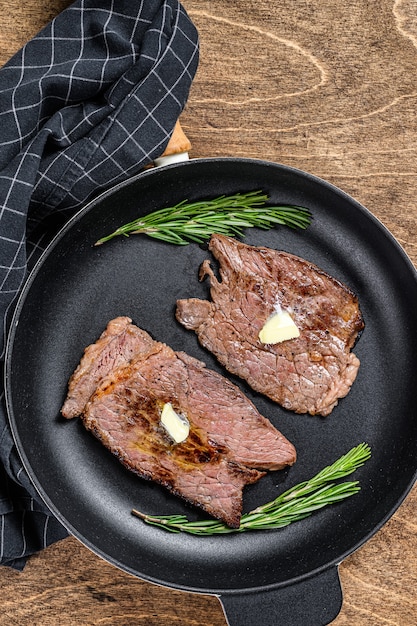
<box><xmin>0</xmin><ymin>0</ymin><xmax>199</xmax><ymax>569</ymax></box>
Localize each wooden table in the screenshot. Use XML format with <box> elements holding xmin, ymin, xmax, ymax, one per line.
<box><xmin>1</xmin><ymin>1</ymin><xmax>417</xmax><ymax>624</ymax></box>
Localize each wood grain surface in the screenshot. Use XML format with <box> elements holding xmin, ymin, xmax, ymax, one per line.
<box><xmin>1</xmin><ymin>1</ymin><xmax>417</xmax><ymax>624</ymax></box>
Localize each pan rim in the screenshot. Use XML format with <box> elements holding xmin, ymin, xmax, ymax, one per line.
<box><xmin>4</xmin><ymin>156</ymin><xmax>417</xmax><ymax>595</ymax></box>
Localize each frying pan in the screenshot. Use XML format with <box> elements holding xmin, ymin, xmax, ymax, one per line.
<box><xmin>5</xmin><ymin>157</ymin><xmax>417</xmax><ymax>626</ymax></box>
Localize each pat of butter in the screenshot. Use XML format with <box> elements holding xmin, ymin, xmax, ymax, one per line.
<box><xmin>160</xmin><ymin>403</ymin><xmax>190</xmax><ymax>444</ymax></box>
<box><xmin>259</xmin><ymin>310</ymin><xmax>300</xmax><ymax>344</ymax></box>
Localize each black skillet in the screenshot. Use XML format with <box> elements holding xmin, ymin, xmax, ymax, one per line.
<box><xmin>5</xmin><ymin>158</ymin><xmax>417</xmax><ymax>626</ymax></box>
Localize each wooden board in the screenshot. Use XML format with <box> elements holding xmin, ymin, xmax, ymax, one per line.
<box><xmin>1</xmin><ymin>1</ymin><xmax>416</xmax><ymax>624</ymax></box>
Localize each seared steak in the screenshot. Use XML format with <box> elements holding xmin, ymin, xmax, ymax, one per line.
<box><xmin>62</xmin><ymin>317</ymin><xmax>296</xmax><ymax>527</ymax></box>
<box><xmin>176</xmin><ymin>235</ymin><xmax>364</xmax><ymax>416</ymax></box>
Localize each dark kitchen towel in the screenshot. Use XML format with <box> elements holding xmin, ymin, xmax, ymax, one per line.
<box><xmin>0</xmin><ymin>0</ymin><xmax>199</xmax><ymax>569</ymax></box>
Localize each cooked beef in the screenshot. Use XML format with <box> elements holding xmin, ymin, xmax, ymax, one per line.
<box><xmin>61</xmin><ymin>317</ymin><xmax>296</xmax><ymax>527</ymax></box>
<box><xmin>83</xmin><ymin>372</ymin><xmax>263</xmax><ymax>527</ymax></box>
<box><xmin>176</xmin><ymin>234</ymin><xmax>364</xmax><ymax>416</ymax></box>
<box><xmin>61</xmin><ymin>317</ymin><xmax>154</xmax><ymax>419</ymax></box>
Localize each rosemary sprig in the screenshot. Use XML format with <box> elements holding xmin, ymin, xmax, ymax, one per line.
<box><xmin>132</xmin><ymin>443</ymin><xmax>371</xmax><ymax>535</ymax></box>
<box><xmin>94</xmin><ymin>191</ymin><xmax>311</xmax><ymax>246</ymax></box>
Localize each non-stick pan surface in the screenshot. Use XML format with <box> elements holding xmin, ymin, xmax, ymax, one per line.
<box><xmin>5</xmin><ymin>158</ymin><xmax>417</xmax><ymax>626</ymax></box>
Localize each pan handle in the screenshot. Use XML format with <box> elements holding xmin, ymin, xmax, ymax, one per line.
<box><xmin>218</xmin><ymin>566</ymin><xmax>342</xmax><ymax>626</ymax></box>
<box><xmin>153</xmin><ymin>120</ymin><xmax>191</xmax><ymax>166</ymax></box>
<box><xmin>163</xmin><ymin>120</ymin><xmax>191</xmax><ymax>155</ymax></box>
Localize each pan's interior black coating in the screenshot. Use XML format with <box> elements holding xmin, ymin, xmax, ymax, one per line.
<box><xmin>5</xmin><ymin>158</ymin><xmax>417</xmax><ymax>594</ymax></box>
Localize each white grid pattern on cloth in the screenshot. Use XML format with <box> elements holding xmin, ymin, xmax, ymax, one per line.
<box><xmin>0</xmin><ymin>0</ymin><xmax>198</xmax><ymax>568</ymax></box>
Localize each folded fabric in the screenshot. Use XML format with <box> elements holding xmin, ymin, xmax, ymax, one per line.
<box><xmin>0</xmin><ymin>0</ymin><xmax>199</xmax><ymax>569</ymax></box>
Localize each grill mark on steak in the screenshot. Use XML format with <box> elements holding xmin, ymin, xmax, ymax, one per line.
<box><xmin>61</xmin><ymin>317</ymin><xmax>296</xmax><ymax>527</ymax></box>
<box><xmin>176</xmin><ymin>234</ymin><xmax>364</xmax><ymax>416</ymax></box>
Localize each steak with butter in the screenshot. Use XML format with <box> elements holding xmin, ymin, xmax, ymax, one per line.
<box><xmin>176</xmin><ymin>234</ymin><xmax>364</xmax><ymax>416</ymax></box>
<box><xmin>61</xmin><ymin>317</ymin><xmax>296</xmax><ymax>527</ymax></box>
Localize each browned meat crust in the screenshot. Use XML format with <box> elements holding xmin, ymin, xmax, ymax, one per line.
<box><xmin>61</xmin><ymin>317</ymin><xmax>296</xmax><ymax>527</ymax></box>
<box><xmin>176</xmin><ymin>235</ymin><xmax>364</xmax><ymax>416</ymax></box>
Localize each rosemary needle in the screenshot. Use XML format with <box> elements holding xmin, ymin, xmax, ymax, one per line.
<box><xmin>94</xmin><ymin>191</ymin><xmax>311</xmax><ymax>246</ymax></box>
<box><xmin>132</xmin><ymin>443</ymin><xmax>371</xmax><ymax>535</ymax></box>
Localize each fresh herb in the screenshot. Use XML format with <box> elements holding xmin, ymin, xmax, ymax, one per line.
<box><xmin>94</xmin><ymin>191</ymin><xmax>311</xmax><ymax>246</ymax></box>
<box><xmin>132</xmin><ymin>443</ymin><xmax>371</xmax><ymax>535</ymax></box>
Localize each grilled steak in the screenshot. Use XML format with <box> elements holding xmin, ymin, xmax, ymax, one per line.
<box><xmin>61</xmin><ymin>317</ymin><xmax>296</xmax><ymax>527</ymax></box>
<box><xmin>176</xmin><ymin>234</ymin><xmax>364</xmax><ymax>416</ymax></box>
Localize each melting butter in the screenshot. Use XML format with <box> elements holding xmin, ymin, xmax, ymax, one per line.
<box><xmin>160</xmin><ymin>402</ymin><xmax>190</xmax><ymax>443</ymax></box>
<box><xmin>259</xmin><ymin>306</ymin><xmax>300</xmax><ymax>344</ymax></box>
